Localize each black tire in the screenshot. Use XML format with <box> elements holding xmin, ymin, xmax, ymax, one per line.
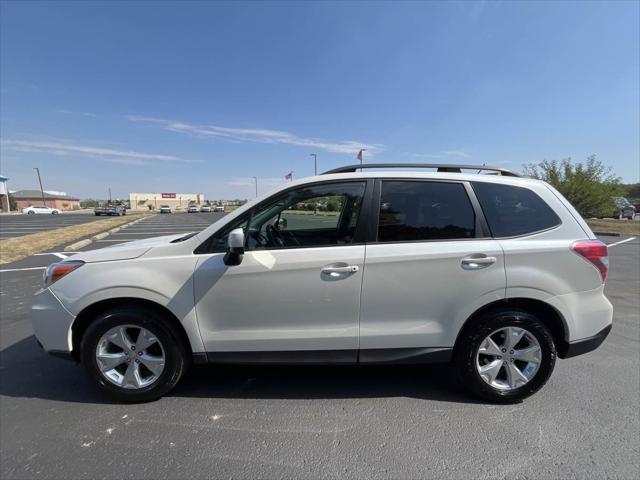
<box><xmin>455</xmin><ymin>308</ymin><xmax>556</xmax><ymax>403</ymax></box>
<box><xmin>27</xmin><ymin>211</ymin><xmax>35</xmax><ymax>215</ymax></box>
<box><xmin>80</xmin><ymin>306</ymin><xmax>188</xmax><ymax>402</ymax></box>
<box><xmin>95</xmin><ymin>212</ymin><xmax>100</xmax><ymax>216</ymax></box>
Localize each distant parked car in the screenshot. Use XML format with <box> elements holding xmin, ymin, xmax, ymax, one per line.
<box><xmin>612</xmin><ymin>197</ymin><xmax>636</xmax><ymax>220</ymax></box>
<box><xmin>94</xmin><ymin>203</ymin><xmax>126</xmax><ymax>216</ymax></box>
<box><xmin>213</xmin><ymin>205</ymin><xmax>225</xmax><ymax>212</ymax></box>
<box><xmin>159</xmin><ymin>205</ymin><xmax>172</xmax><ymax>214</ymax></box>
<box><xmin>187</xmin><ymin>205</ymin><xmax>199</xmax><ymax>213</ymax></box>
<box><xmin>22</xmin><ymin>205</ymin><xmax>61</xmax><ymax>215</ymax></box>
<box><xmin>200</xmin><ymin>205</ymin><xmax>212</xmax><ymax>212</ymax></box>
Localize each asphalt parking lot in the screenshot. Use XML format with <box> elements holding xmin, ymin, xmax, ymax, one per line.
<box><xmin>0</xmin><ymin>213</ymin><xmax>638</xmax><ymax>479</ymax></box>
<box><xmin>0</xmin><ymin>210</ymin><xmax>132</xmax><ymax>238</ymax></box>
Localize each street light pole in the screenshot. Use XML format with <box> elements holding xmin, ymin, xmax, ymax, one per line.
<box><xmin>34</xmin><ymin>167</ymin><xmax>46</xmax><ymax>207</ymax></box>
<box><xmin>108</xmin><ymin>187</ymin><xmax>112</xmax><ymax>203</ymax></box>
<box><xmin>252</xmin><ymin>176</ymin><xmax>258</xmax><ymax>197</ymax></box>
<box><xmin>310</xmin><ymin>153</ymin><xmax>317</xmax><ymax>175</ymax></box>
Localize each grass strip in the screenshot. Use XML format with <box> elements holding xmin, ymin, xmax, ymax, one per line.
<box><xmin>0</xmin><ymin>215</ymin><xmax>150</xmax><ymax>264</ymax></box>
<box><xmin>586</xmin><ymin>219</ymin><xmax>640</xmax><ymax>236</ymax></box>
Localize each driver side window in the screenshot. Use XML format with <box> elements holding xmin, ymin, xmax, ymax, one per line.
<box><xmin>247</xmin><ymin>181</ymin><xmax>366</xmax><ymax>250</ymax></box>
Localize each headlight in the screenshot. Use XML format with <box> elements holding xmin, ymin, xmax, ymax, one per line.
<box><xmin>43</xmin><ymin>260</ymin><xmax>84</xmax><ymax>287</ymax></box>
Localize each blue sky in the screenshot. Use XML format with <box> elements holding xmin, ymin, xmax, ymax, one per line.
<box><xmin>1</xmin><ymin>0</ymin><xmax>638</xmax><ymax>200</ymax></box>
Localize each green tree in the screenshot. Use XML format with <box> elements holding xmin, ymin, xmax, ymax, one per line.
<box><xmin>326</xmin><ymin>201</ymin><xmax>339</xmax><ymax>212</ymax></box>
<box><xmin>522</xmin><ymin>156</ymin><xmax>621</xmax><ymax>218</ymax></box>
<box><xmin>622</xmin><ymin>183</ymin><xmax>640</xmax><ymax>201</ymax></box>
<box><xmin>7</xmin><ymin>193</ymin><xmax>17</xmax><ymax>211</ymax></box>
<box><xmin>80</xmin><ymin>198</ymin><xmax>98</xmax><ymax>208</ymax></box>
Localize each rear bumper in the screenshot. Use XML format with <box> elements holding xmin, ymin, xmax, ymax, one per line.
<box><xmin>558</xmin><ymin>324</ymin><xmax>612</xmax><ymax>359</ymax></box>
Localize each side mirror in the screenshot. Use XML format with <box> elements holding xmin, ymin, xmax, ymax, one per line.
<box><xmin>224</xmin><ymin>228</ymin><xmax>245</xmax><ymax>266</ymax></box>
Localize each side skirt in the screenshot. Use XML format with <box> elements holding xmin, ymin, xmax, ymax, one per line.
<box><xmin>194</xmin><ymin>348</ymin><xmax>453</xmax><ymax>365</ymax></box>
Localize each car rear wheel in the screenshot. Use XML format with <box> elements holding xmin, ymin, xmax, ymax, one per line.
<box><xmin>81</xmin><ymin>307</ymin><xmax>188</xmax><ymax>402</ymax></box>
<box><xmin>27</xmin><ymin>211</ymin><xmax>35</xmax><ymax>215</ymax></box>
<box><xmin>455</xmin><ymin>309</ymin><xmax>556</xmax><ymax>403</ymax></box>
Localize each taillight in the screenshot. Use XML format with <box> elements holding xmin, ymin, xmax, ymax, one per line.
<box><xmin>43</xmin><ymin>260</ymin><xmax>84</xmax><ymax>287</ymax></box>
<box><xmin>571</xmin><ymin>240</ymin><xmax>609</xmax><ymax>283</ymax></box>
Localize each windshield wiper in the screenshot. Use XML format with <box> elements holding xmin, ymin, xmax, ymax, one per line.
<box><xmin>171</xmin><ymin>232</ymin><xmax>198</xmax><ymax>243</ymax></box>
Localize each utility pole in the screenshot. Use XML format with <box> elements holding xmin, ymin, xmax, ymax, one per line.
<box><xmin>252</xmin><ymin>176</ymin><xmax>258</xmax><ymax>197</ymax></box>
<box><xmin>108</xmin><ymin>187</ymin><xmax>112</xmax><ymax>203</ymax></box>
<box><xmin>34</xmin><ymin>167</ymin><xmax>46</xmax><ymax>206</ymax></box>
<box><xmin>310</xmin><ymin>153</ymin><xmax>317</xmax><ymax>175</ymax></box>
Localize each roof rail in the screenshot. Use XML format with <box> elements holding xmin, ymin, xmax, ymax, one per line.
<box><xmin>322</xmin><ymin>163</ymin><xmax>521</xmax><ymax>177</ymax></box>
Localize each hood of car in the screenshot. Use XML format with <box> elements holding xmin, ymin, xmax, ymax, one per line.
<box><xmin>67</xmin><ymin>233</ymin><xmax>189</xmax><ymax>263</ymax></box>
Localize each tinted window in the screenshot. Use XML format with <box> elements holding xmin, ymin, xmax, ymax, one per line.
<box><xmin>377</xmin><ymin>181</ymin><xmax>475</xmax><ymax>242</ymax></box>
<box><xmin>473</xmin><ymin>182</ymin><xmax>561</xmax><ymax>237</ymax></box>
<box><xmin>247</xmin><ymin>182</ymin><xmax>366</xmax><ymax>249</ymax></box>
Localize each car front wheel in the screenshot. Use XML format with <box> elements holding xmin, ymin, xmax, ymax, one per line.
<box><xmin>455</xmin><ymin>309</ymin><xmax>556</xmax><ymax>403</ymax></box>
<box><xmin>81</xmin><ymin>307</ymin><xmax>188</xmax><ymax>402</ymax></box>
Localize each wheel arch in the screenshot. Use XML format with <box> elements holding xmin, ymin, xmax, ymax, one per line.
<box><xmin>454</xmin><ymin>298</ymin><xmax>570</xmax><ymax>358</ymax></box>
<box><xmin>71</xmin><ymin>297</ymin><xmax>193</xmax><ymax>362</ymax></box>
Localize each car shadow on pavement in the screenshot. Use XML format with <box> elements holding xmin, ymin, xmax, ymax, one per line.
<box><xmin>1</xmin><ymin>336</ymin><xmax>484</xmax><ymax>405</ymax></box>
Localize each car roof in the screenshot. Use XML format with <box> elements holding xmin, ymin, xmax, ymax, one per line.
<box><xmin>294</xmin><ymin>170</ymin><xmax>540</xmax><ymax>188</ymax></box>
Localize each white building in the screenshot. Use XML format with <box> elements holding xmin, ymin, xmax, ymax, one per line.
<box><xmin>129</xmin><ymin>192</ymin><xmax>205</xmax><ymax>211</ymax></box>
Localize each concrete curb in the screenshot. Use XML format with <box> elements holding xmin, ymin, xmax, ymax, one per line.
<box><xmin>63</xmin><ymin>214</ymin><xmax>153</xmax><ymax>252</ymax></box>
<box><xmin>65</xmin><ymin>239</ymin><xmax>93</xmax><ymax>251</ymax></box>
<box><xmin>593</xmin><ymin>231</ymin><xmax>621</xmax><ymax>237</ymax></box>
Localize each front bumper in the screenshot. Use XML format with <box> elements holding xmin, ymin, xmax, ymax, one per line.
<box><xmin>558</xmin><ymin>324</ymin><xmax>612</xmax><ymax>359</ymax></box>
<box><xmin>32</xmin><ymin>287</ymin><xmax>75</xmax><ymax>353</ymax></box>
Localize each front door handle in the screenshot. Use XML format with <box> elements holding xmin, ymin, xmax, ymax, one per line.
<box><xmin>321</xmin><ymin>264</ymin><xmax>360</xmax><ymax>276</ymax></box>
<box><xmin>461</xmin><ymin>255</ymin><xmax>497</xmax><ymax>270</ymax></box>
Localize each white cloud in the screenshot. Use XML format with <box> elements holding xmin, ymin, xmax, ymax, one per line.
<box><xmin>225</xmin><ymin>177</ymin><xmax>285</xmax><ymax>188</ymax></box>
<box><xmin>1</xmin><ymin>139</ymin><xmax>188</xmax><ymax>163</ymax></box>
<box><xmin>441</xmin><ymin>150</ymin><xmax>470</xmax><ymax>159</ymax></box>
<box><xmin>407</xmin><ymin>153</ymin><xmax>445</xmax><ymax>159</ymax></box>
<box><xmin>127</xmin><ymin>116</ymin><xmax>384</xmax><ymax>156</ymax></box>
<box><xmin>406</xmin><ymin>150</ymin><xmax>471</xmax><ymax>160</ymax></box>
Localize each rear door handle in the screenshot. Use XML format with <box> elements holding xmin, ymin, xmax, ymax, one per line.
<box><xmin>461</xmin><ymin>255</ymin><xmax>497</xmax><ymax>270</ymax></box>
<box><xmin>321</xmin><ymin>264</ymin><xmax>359</xmax><ymax>275</ymax></box>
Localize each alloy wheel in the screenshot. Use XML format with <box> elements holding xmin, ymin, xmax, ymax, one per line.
<box><xmin>476</xmin><ymin>326</ymin><xmax>542</xmax><ymax>391</ymax></box>
<box><xmin>95</xmin><ymin>325</ymin><xmax>166</xmax><ymax>389</ymax></box>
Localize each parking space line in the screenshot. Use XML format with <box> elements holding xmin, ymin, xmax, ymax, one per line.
<box><xmin>96</xmin><ymin>239</ymin><xmax>140</xmax><ymax>242</ymax></box>
<box><xmin>0</xmin><ymin>266</ymin><xmax>47</xmax><ymax>273</ymax></box>
<box><xmin>607</xmin><ymin>237</ymin><xmax>636</xmax><ymax>248</ymax></box>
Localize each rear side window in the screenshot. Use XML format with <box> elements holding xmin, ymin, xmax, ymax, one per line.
<box><xmin>377</xmin><ymin>181</ymin><xmax>475</xmax><ymax>242</ymax></box>
<box><xmin>473</xmin><ymin>182</ymin><xmax>561</xmax><ymax>237</ymax></box>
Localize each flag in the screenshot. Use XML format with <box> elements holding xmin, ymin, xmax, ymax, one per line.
<box><xmin>357</xmin><ymin>149</ymin><xmax>364</xmax><ymax>162</ymax></box>
<box><xmin>285</xmin><ymin>171</ymin><xmax>293</xmax><ymax>181</ymax></box>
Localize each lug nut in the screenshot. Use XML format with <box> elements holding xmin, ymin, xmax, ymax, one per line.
<box><xmin>135</xmin><ymin>359</ymin><xmax>140</xmax><ymax>364</ymax></box>
<box><xmin>138</xmin><ymin>351</ymin><xmax>143</xmax><ymax>356</ymax></box>
<box><xmin>498</xmin><ymin>356</ymin><xmax>502</xmax><ymax>359</ymax></box>
<box><xmin>131</xmin><ymin>346</ymin><xmax>136</xmax><ymax>351</ymax></box>
<box><xmin>501</xmin><ymin>348</ymin><xmax>506</xmax><ymax>353</ymax></box>
<box><xmin>509</xmin><ymin>350</ymin><xmax>514</xmax><ymax>354</ymax></box>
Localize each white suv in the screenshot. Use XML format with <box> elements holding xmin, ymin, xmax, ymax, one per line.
<box><xmin>32</xmin><ymin>164</ymin><xmax>613</xmax><ymax>403</ymax></box>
